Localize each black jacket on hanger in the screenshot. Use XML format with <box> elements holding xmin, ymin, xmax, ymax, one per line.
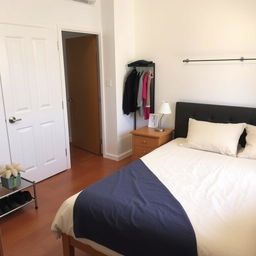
<box><xmin>123</xmin><ymin>69</ymin><xmax>140</xmax><ymax>115</ymax></box>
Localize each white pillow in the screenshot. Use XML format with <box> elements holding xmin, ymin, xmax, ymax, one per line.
<box><xmin>238</xmin><ymin>124</ymin><xmax>256</xmax><ymax>159</ymax></box>
<box><xmin>186</xmin><ymin>118</ymin><xmax>245</xmax><ymax>156</ymax></box>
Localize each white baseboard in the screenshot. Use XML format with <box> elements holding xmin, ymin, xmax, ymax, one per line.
<box><xmin>104</xmin><ymin>149</ymin><xmax>132</xmax><ymax>161</ymax></box>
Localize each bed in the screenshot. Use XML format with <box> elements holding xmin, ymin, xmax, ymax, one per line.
<box><xmin>52</xmin><ymin>102</ymin><xmax>256</xmax><ymax>256</ymax></box>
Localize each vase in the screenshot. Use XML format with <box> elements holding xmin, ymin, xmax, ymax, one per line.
<box><xmin>1</xmin><ymin>174</ymin><xmax>21</xmax><ymax>189</ymax></box>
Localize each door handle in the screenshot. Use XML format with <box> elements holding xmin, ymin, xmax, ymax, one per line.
<box><xmin>9</xmin><ymin>116</ymin><xmax>22</xmax><ymax>124</ymax></box>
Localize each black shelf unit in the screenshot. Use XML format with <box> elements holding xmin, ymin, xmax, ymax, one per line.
<box><xmin>0</xmin><ymin>177</ymin><xmax>38</xmax><ymax>218</ymax></box>
<box><xmin>127</xmin><ymin>61</ymin><xmax>155</xmax><ymax>129</ymax></box>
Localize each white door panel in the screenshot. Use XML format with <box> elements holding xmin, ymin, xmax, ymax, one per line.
<box><xmin>5</xmin><ymin>37</ymin><xmax>33</xmax><ymax>115</ymax></box>
<box><xmin>11</xmin><ymin>125</ymin><xmax>38</xmax><ymax>172</ymax></box>
<box><xmin>0</xmin><ymin>24</ymin><xmax>67</xmax><ymax>182</ymax></box>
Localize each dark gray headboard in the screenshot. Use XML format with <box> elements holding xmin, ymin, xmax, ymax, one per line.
<box><xmin>174</xmin><ymin>102</ymin><xmax>256</xmax><ymax>146</ymax></box>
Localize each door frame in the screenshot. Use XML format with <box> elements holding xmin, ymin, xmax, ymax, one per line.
<box><xmin>57</xmin><ymin>25</ymin><xmax>106</xmax><ymax>167</ymax></box>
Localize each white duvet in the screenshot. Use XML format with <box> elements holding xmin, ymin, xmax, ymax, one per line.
<box><xmin>52</xmin><ymin>138</ymin><xmax>256</xmax><ymax>256</ymax></box>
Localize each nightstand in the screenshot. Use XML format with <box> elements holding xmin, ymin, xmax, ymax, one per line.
<box><xmin>131</xmin><ymin>126</ymin><xmax>172</xmax><ymax>158</ymax></box>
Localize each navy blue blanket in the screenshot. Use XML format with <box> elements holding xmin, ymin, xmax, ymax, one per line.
<box><xmin>74</xmin><ymin>159</ymin><xmax>197</xmax><ymax>256</ymax></box>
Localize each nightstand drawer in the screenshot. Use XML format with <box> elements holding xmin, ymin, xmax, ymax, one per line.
<box><xmin>133</xmin><ymin>145</ymin><xmax>155</xmax><ymax>157</ymax></box>
<box><xmin>131</xmin><ymin>126</ymin><xmax>172</xmax><ymax>159</ymax></box>
<box><xmin>133</xmin><ymin>136</ymin><xmax>158</xmax><ymax>148</ymax></box>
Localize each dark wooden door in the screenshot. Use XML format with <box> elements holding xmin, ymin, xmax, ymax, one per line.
<box><xmin>66</xmin><ymin>35</ymin><xmax>101</xmax><ymax>154</ymax></box>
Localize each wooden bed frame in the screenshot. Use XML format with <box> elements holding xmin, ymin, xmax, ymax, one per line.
<box><xmin>0</xmin><ymin>227</ymin><xmax>4</xmax><ymax>256</ymax></box>
<box><xmin>61</xmin><ymin>102</ymin><xmax>256</xmax><ymax>256</ymax></box>
<box><xmin>62</xmin><ymin>234</ymin><xmax>107</xmax><ymax>256</ymax></box>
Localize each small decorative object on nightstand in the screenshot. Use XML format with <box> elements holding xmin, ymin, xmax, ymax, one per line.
<box><xmin>131</xmin><ymin>126</ymin><xmax>172</xmax><ymax>159</ymax></box>
<box><xmin>155</xmin><ymin>101</ymin><xmax>172</xmax><ymax>132</ymax></box>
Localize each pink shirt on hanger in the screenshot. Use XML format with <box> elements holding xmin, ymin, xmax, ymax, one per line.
<box><xmin>142</xmin><ymin>72</ymin><xmax>150</xmax><ymax>120</ymax></box>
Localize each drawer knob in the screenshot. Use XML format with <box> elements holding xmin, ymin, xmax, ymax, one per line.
<box><xmin>143</xmin><ymin>140</ymin><xmax>146</xmax><ymax>144</ymax></box>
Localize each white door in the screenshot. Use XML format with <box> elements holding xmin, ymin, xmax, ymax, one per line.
<box><xmin>0</xmin><ymin>84</ymin><xmax>10</xmax><ymax>166</ymax></box>
<box><xmin>0</xmin><ymin>24</ymin><xmax>67</xmax><ymax>182</ymax></box>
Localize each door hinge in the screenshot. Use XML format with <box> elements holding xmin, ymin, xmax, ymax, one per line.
<box><xmin>57</xmin><ymin>41</ymin><xmax>59</xmax><ymax>51</ymax></box>
<box><xmin>65</xmin><ymin>148</ymin><xmax>67</xmax><ymax>156</ymax></box>
<box><xmin>62</xmin><ymin>101</ymin><xmax>64</xmax><ymax>109</ymax></box>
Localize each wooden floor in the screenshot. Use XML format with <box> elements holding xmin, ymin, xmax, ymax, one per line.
<box><xmin>0</xmin><ymin>147</ymin><xmax>133</xmax><ymax>256</ymax></box>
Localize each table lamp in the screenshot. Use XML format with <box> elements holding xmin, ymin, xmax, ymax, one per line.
<box><xmin>155</xmin><ymin>102</ymin><xmax>172</xmax><ymax>132</ymax></box>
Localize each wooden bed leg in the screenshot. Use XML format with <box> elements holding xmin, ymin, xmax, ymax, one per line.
<box><xmin>0</xmin><ymin>226</ymin><xmax>4</xmax><ymax>256</ymax></box>
<box><xmin>62</xmin><ymin>234</ymin><xmax>75</xmax><ymax>256</ymax></box>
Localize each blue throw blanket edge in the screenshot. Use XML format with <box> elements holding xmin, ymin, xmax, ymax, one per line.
<box><xmin>73</xmin><ymin>159</ymin><xmax>197</xmax><ymax>256</ymax></box>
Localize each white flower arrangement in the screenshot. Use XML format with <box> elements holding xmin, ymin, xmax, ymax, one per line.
<box><xmin>0</xmin><ymin>163</ymin><xmax>25</xmax><ymax>179</ymax></box>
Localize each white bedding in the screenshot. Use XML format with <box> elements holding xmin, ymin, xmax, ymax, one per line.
<box><xmin>52</xmin><ymin>138</ymin><xmax>256</xmax><ymax>256</ymax></box>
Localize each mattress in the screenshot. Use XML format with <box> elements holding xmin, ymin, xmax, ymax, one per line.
<box><xmin>51</xmin><ymin>138</ymin><xmax>256</xmax><ymax>256</ymax></box>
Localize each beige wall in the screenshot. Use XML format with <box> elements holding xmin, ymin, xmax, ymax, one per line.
<box><xmin>101</xmin><ymin>0</ymin><xmax>136</xmax><ymax>159</ymax></box>
<box><xmin>0</xmin><ymin>0</ymin><xmax>101</xmax><ymax>30</ymax></box>
<box><xmin>100</xmin><ymin>0</ymin><xmax>119</xmax><ymax>158</ymax></box>
<box><xmin>113</xmin><ymin>0</ymin><xmax>136</xmax><ymax>156</ymax></box>
<box><xmin>134</xmin><ymin>0</ymin><xmax>256</xmax><ymax>128</ymax></box>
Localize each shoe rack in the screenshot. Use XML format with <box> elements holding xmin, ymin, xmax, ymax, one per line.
<box><xmin>0</xmin><ymin>177</ymin><xmax>38</xmax><ymax>218</ymax></box>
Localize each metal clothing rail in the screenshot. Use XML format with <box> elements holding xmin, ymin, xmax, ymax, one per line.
<box><xmin>127</xmin><ymin>61</ymin><xmax>155</xmax><ymax>130</ymax></box>
<box><xmin>183</xmin><ymin>57</ymin><xmax>256</xmax><ymax>63</ymax></box>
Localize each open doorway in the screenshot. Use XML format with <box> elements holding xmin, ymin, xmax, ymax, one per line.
<box><xmin>62</xmin><ymin>31</ymin><xmax>102</xmax><ymax>157</ymax></box>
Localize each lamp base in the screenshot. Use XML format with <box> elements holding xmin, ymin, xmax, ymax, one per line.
<box><xmin>154</xmin><ymin>127</ymin><xmax>164</xmax><ymax>132</ymax></box>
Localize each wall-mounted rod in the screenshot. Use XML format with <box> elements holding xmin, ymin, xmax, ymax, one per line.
<box><xmin>183</xmin><ymin>57</ymin><xmax>256</xmax><ymax>63</ymax></box>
